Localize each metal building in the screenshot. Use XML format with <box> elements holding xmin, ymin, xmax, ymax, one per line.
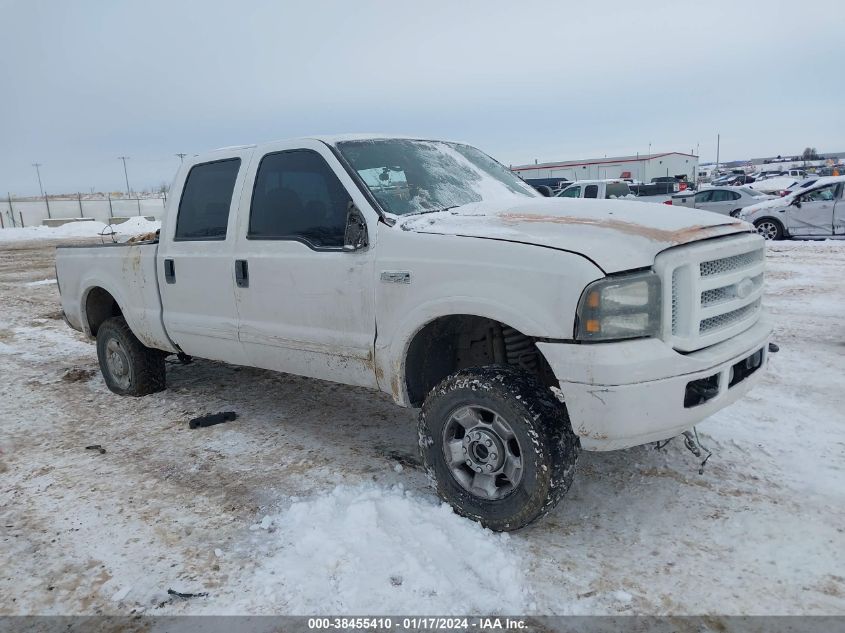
<box><xmin>511</xmin><ymin>152</ymin><xmax>698</xmax><ymax>185</ymax></box>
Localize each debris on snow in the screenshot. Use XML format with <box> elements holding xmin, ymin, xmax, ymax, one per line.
<box><xmin>188</xmin><ymin>411</ymin><xmax>237</xmax><ymax>429</ymax></box>
<box><xmin>167</xmin><ymin>588</ymin><xmax>209</xmax><ymax>599</ymax></box>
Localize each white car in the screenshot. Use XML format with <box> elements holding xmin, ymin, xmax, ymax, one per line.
<box><xmin>55</xmin><ymin>135</ymin><xmax>771</xmax><ymax>531</ymax></box>
<box><xmin>671</xmin><ymin>186</ymin><xmax>773</xmax><ymax>217</ymax></box>
<box><xmin>747</xmin><ymin>176</ymin><xmax>798</xmax><ymax>195</ymax></box>
<box><xmin>740</xmin><ymin>175</ymin><xmax>845</xmax><ymax>240</ymax></box>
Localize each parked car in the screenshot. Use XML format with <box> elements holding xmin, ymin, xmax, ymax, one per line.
<box><xmin>740</xmin><ymin>175</ymin><xmax>845</xmax><ymax>240</ymax></box>
<box><xmin>55</xmin><ymin>135</ymin><xmax>772</xmax><ymax>531</ymax></box>
<box><xmin>556</xmin><ymin>179</ymin><xmax>633</xmax><ymax>199</ymax></box>
<box><xmin>747</xmin><ymin>176</ymin><xmax>798</xmax><ymax>195</ymax></box>
<box><xmin>671</xmin><ymin>186</ymin><xmax>773</xmax><ymax>216</ymax></box>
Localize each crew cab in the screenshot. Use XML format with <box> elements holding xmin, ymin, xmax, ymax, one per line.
<box><xmin>56</xmin><ymin>135</ymin><xmax>772</xmax><ymax>530</ymax></box>
<box><xmin>556</xmin><ymin>179</ymin><xmax>633</xmax><ymax>199</ymax></box>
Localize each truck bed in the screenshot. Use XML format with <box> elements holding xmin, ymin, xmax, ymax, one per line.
<box><xmin>55</xmin><ymin>241</ymin><xmax>176</xmax><ymax>352</ymax></box>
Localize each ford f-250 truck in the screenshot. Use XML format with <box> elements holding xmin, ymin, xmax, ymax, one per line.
<box><xmin>56</xmin><ymin>135</ymin><xmax>772</xmax><ymax>530</ymax></box>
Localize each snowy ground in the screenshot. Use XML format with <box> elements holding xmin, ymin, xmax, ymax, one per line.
<box><xmin>0</xmin><ymin>238</ymin><xmax>843</xmax><ymax>616</ymax></box>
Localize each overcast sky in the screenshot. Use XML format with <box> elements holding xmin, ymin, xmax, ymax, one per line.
<box><xmin>1</xmin><ymin>0</ymin><xmax>843</xmax><ymax>196</ymax></box>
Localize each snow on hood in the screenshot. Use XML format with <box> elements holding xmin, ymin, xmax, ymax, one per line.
<box><xmin>400</xmin><ymin>197</ymin><xmax>751</xmax><ymax>273</ymax></box>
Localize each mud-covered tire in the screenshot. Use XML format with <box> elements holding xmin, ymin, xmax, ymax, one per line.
<box><xmin>418</xmin><ymin>365</ymin><xmax>579</xmax><ymax>531</ymax></box>
<box><xmin>96</xmin><ymin>316</ymin><xmax>165</xmax><ymax>396</ymax></box>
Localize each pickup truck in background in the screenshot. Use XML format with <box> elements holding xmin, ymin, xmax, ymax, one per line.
<box><xmin>56</xmin><ymin>135</ymin><xmax>772</xmax><ymax>530</ymax></box>
<box><xmin>630</xmin><ymin>176</ymin><xmax>694</xmax><ymax>196</ymax></box>
<box><xmin>556</xmin><ymin>179</ymin><xmax>633</xmax><ymax>199</ymax></box>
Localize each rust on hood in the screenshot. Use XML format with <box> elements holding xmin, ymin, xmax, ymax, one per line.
<box><xmin>498</xmin><ymin>213</ymin><xmax>745</xmax><ymax>244</ymax></box>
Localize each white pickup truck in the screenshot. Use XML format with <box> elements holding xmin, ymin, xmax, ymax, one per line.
<box><xmin>56</xmin><ymin>135</ymin><xmax>772</xmax><ymax>530</ymax></box>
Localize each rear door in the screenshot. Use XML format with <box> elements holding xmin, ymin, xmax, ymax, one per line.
<box><xmin>232</xmin><ymin>139</ymin><xmax>379</xmax><ymax>388</ymax></box>
<box><xmin>786</xmin><ymin>183</ymin><xmax>838</xmax><ymax>236</ymax></box>
<box><xmin>701</xmin><ymin>189</ymin><xmax>735</xmax><ymax>215</ymax></box>
<box><xmin>158</xmin><ymin>150</ymin><xmax>252</xmax><ymax>364</ymax></box>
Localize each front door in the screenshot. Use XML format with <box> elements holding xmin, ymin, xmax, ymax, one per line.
<box><xmin>233</xmin><ymin>140</ymin><xmax>378</xmax><ymax>388</ymax></box>
<box><xmin>158</xmin><ymin>151</ymin><xmax>252</xmax><ymax>365</ymax></box>
<box><xmin>786</xmin><ymin>183</ymin><xmax>838</xmax><ymax>236</ymax></box>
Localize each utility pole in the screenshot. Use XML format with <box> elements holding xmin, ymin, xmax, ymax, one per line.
<box><xmin>32</xmin><ymin>163</ymin><xmax>45</xmax><ymax>197</ymax></box>
<box><xmin>118</xmin><ymin>156</ymin><xmax>131</xmax><ymax>197</ymax></box>
<box><xmin>715</xmin><ymin>134</ymin><xmax>720</xmax><ymax>175</ymax></box>
<box><xmin>175</xmin><ymin>153</ymin><xmax>187</xmax><ymax>163</ymax></box>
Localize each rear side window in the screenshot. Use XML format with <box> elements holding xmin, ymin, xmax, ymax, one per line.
<box><xmin>584</xmin><ymin>185</ymin><xmax>599</xmax><ymax>199</ymax></box>
<box><xmin>248</xmin><ymin>150</ymin><xmax>350</xmax><ymax>248</ymax></box>
<box><xmin>175</xmin><ymin>158</ymin><xmax>241</xmax><ymax>241</ymax></box>
<box><xmin>605</xmin><ymin>183</ymin><xmax>630</xmax><ymax>199</ymax></box>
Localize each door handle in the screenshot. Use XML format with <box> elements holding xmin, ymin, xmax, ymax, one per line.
<box><xmin>235</xmin><ymin>259</ymin><xmax>249</xmax><ymax>288</ymax></box>
<box><xmin>164</xmin><ymin>258</ymin><xmax>175</xmax><ymax>284</ymax></box>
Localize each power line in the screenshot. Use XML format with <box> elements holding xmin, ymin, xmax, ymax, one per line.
<box><xmin>117</xmin><ymin>156</ymin><xmax>131</xmax><ymax>196</ymax></box>
<box><xmin>175</xmin><ymin>153</ymin><xmax>187</xmax><ymax>163</ymax></box>
<box><xmin>32</xmin><ymin>163</ymin><xmax>45</xmax><ymax>197</ymax></box>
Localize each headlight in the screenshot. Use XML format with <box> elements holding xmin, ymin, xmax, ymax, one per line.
<box><xmin>575</xmin><ymin>271</ymin><xmax>661</xmax><ymax>341</ymax></box>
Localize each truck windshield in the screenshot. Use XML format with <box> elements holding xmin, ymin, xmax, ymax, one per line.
<box><xmin>336</xmin><ymin>139</ymin><xmax>538</xmax><ymax>216</ymax></box>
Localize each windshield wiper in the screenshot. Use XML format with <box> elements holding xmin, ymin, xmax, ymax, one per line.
<box><xmin>403</xmin><ymin>205</ymin><xmax>460</xmax><ymax>217</ymax></box>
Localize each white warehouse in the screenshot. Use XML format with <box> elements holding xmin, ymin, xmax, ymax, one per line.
<box><xmin>511</xmin><ymin>152</ymin><xmax>699</xmax><ymax>185</ymax></box>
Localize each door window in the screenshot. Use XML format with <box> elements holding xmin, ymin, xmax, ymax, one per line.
<box><xmin>710</xmin><ymin>190</ymin><xmax>732</xmax><ymax>203</ymax></box>
<box><xmin>559</xmin><ymin>186</ymin><xmax>580</xmax><ymax>198</ymax></box>
<box><xmin>175</xmin><ymin>158</ymin><xmax>241</xmax><ymax>241</ymax></box>
<box><xmin>248</xmin><ymin>150</ymin><xmax>350</xmax><ymax>248</ymax></box>
<box><xmin>584</xmin><ymin>185</ymin><xmax>599</xmax><ymax>199</ymax></box>
<box><xmin>804</xmin><ymin>185</ymin><xmax>836</xmax><ymax>202</ymax></box>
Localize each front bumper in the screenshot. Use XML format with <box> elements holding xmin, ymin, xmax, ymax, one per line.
<box><xmin>537</xmin><ymin>317</ymin><xmax>773</xmax><ymax>451</ymax></box>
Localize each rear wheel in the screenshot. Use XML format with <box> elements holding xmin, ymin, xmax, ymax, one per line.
<box><xmin>754</xmin><ymin>218</ymin><xmax>784</xmax><ymax>240</ymax></box>
<box><xmin>418</xmin><ymin>365</ymin><xmax>579</xmax><ymax>531</ymax></box>
<box><xmin>96</xmin><ymin>316</ymin><xmax>165</xmax><ymax>396</ymax></box>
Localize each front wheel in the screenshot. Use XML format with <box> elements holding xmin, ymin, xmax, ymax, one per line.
<box><xmin>418</xmin><ymin>365</ymin><xmax>579</xmax><ymax>531</ymax></box>
<box><xmin>754</xmin><ymin>218</ymin><xmax>784</xmax><ymax>240</ymax></box>
<box><xmin>96</xmin><ymin>316</ymin><xmax>166</xmax><ymax>396</ymax></box>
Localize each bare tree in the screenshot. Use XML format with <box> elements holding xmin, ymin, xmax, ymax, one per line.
<box><xmin>802</xmin><ymin>147</ymin><xmax>819</xmax><ymax>161</ymax></box>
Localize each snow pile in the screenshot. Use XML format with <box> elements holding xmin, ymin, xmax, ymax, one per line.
<box><xmin>243</xmin><ymin>484</ymin><xmax>530</xmax><ymax>614</ymax></box>
<box><xmin>0</xmin><ymin>217</ymin><xmax>160</xmax><ymax>243</ymax></box>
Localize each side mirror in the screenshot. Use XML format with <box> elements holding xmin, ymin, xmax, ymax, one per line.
<box><xmin>791</xmin><ymin>198</ymin><xmax>801</xmax><ymax>208</ymax></box>
<box><xmin>343</xmin><ymin>201</ymin><xmax>369</xmax><ymax>252</ymax></box>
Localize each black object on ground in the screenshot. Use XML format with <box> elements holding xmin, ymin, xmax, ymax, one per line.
<box><xmin>768</xmin><ymin>342</ymin><xmax>780</xmax><ymax>353</ymax></box>
<box><xmin>167</xmin><ymin>588</ymin><xmax>208</xmax><ymax>599</ymax></box>
<box><xmin>85</xmin><ymin>445</ymin><xmax>106</xmax><ymax>454</ymax></box>
<box><xmin>188</xmin><ymin>411</ymin><xmax>237</xmax><ymax>429</ymax></box>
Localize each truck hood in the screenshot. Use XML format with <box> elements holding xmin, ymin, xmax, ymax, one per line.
<box><xmin>399</xmin><ymin>197</ymin><xmax>751</xmax><ymax>273</ymax></box>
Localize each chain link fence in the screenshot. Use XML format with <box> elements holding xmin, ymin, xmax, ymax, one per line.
<box><xmin>0</xmin><ymin>194</ymin><xmax>166</xmax><ymax>228</ymax></box>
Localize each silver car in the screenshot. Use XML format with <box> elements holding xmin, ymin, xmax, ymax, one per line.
<box><xmin>671</xmin><ymin>186</ymin><xmax>772</xmax><ymax>217</ymax></box>
<box><xmin>739</xmin><ymin>176</ymin><xmax>845</xmax><ymax>240</ymax></box>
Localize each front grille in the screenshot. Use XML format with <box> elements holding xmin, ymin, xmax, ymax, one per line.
<box><xmin>701</xmin><ymin>274</ymin><xmax>764</xmax><ymax>307</ymax></box>
<box><xmin>671</xmin><ymin>269</ymin><xmax>680</xmax><ymax>335</ymax></box>
<box><xmin>700</xmin><ymin>299</ymin><xmax>761</xmax><ymax>333</ymax></box>
<box><xmin>700</xmin><ymin>250</ymin><xmax>763</xmax><ymax>277</ymax></box>
<box><xmin>657</xmin><ymin>234</ymin><xmax>766</xmax><ymax>352</ymax></box>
